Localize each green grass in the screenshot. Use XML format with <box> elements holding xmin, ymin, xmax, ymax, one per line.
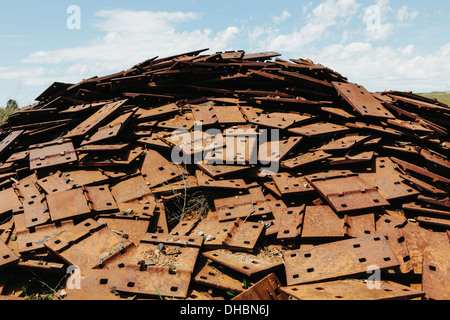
<box><xmin>416</xmin><ymin>92</ymin><xmax>450</xmax><ymax>106</ymax></box>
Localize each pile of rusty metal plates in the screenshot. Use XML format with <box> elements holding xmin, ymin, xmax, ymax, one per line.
<box><xmin>0</xmin><ymin>48</ymin><xmax>449</xmax><ymax>301</ymax></box>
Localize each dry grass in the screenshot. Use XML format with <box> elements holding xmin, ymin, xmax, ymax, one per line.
<box><xmin>416</xmin><ymin>92</ymin><xmax>450</xmax><ymax>106</ymax></box>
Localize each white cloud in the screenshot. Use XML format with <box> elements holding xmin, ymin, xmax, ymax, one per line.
<box><xmin>1</xmin><ymin>2</ymin><xmax>448</xmax><ymax>107</ymax></box>
<box><xmin>257</xmin><ymin>0</ymin><xmax>360</xmax><ymax>53</ymax></box>
<box><xmin>310</xmin><ymin>42</ymin><xmax>450</xmax><ymax>92</ymax></box>
<box><xmin>22</xmin><ymin>9</ymin><xmax>240</xmax><ymax>84</ymax></box>
<box><xmin>362</xmin><ymin>0</ymin><xmax>395</xmax><ymax>41</ymax></box>
<box><xmin>309</xmin><ymin>0</ymin><xmax>360</xmax><ymax>24</ymax></box>
<box><xmin>365</xmin><ymin>22</ymin><xmax>394</xmax><ymax>41</ymax></box>
<box><xmin>397</xmin><ymin>5</ymin><xmax>419</xmax><ymax>24</ymax></box>
<box><xmin>272</xmin><ymin>10</ymin><xmax>291</xmax><ymax>24</ymax></box>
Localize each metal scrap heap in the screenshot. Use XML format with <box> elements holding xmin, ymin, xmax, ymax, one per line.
<box><xmin>0</xmin><ymin>49</ymin><xmax>449</xmax><ymax>301</ymax></box>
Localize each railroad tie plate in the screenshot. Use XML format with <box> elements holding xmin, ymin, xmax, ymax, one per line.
<box><xmin>203</xmin><ymin>246</ymin><xmax>284</xmax><ymax>277</ymax></box>
<box><xmin>284</xmin><ymin>234</ymin><xmax>400</xmax><ymax>285</ymax></box>
<box><xmin>281</xmin><ymin>279</ymin><xmax>424</xmax><ymax>300</ymax></box>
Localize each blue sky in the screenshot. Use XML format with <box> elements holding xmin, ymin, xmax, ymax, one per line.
<box><xmin>1</xmin><ymin>0</ymin><xmax>449</xmax><ymax>107</ymax></box>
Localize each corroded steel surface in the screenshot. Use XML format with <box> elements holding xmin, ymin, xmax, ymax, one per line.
<box><xmin>0</xmin><ymin>49</ymin><xmax>448</xmax><ymax>300</ymax></box>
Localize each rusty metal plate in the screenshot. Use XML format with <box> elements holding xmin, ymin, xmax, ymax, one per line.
<box><xmin>17</xmin><ymin>258</ymin><xmax>65</xmax><ymax>272</ymax></box>
<box><xmin>12</xmin><ymin>213</ymin><xmax>27</xmax><ymax>234</ymax></box>
<box><xmin>0</xmin><ymin>188</ymin><xmax>22</xmax><ymax>217</ymax></box>
<box><xmin>317</xmin><ymin>134</ymin><xmax>372</xmax><ymax>152</ymax></box>
<box><xmin>301</xmin><ymin>205</ymin><xmax>345</xmax><ymax>241</ymax></box>
<box><xmin>400</xmin><ymin>173</ymin><xmax>447</xmax><ymax>196</ymax></box>
<box><xmin>105</xmin><ymin>238</ymin><xmax>201</xmax><ymax>276</ymax></box>
<box><xmin>157</xmin><ymin>112</ymin><xmax>195</xmax><ymax>131</ymax></box>
<box><xmin>171</xmin><ymin>218</ymin><xmax>200</xmax><ymax>236</ymax></box>
<box><xmin>214</xmin><ymin>186</ymin><xmax>266</xmax><ymax>210</ymax></box>
<box><xmin>380</xmin><ymin>228</ymin><xmax>414</xmax><ymax>274</ymax></box>
<box><xmin>110</xmin><ymin>175</ymin><xmax>155</xmax><ymax>204</ymax></box>
<box><xmin>344</xmin><ymin>213</ymin><xmax>376</xmax><ymax>238</ymax></box>
<box><xmin>203</xmin><ymin>246</ymin><xmax>284</xmax><ymax>277</ymax></box>
<box><xmin>263</xmin><ymin>181</ymin><xmax>282</xmax><ymax>198</ymax></box>
<box><xmin>282</xmin><ymin>150</ymin><xmax>332</xmax><ymax>169</ymax></box>
<box><xmin>359</xmin><ymin>157</ymin><xmax>419</xmax><ymax>201</ymax></box>
<box><xmin>140</xmin><ymin>232</ymin><xmax>203</xmax><ymax>248</ymax></box>
<box><xmin>77</xmin><ymin>143</ymin><xmax>130</xmax><ymax>153</ymax></box>
<box><xmin>62</xmin><ymin>169</ymin><xmax>109</xmax><ymax>187</ymax></box>
<box><xmin>288</xmin><ymin>122</ymin><xmax>349</xmax><ymax>138</ymax></box>
<box><xmin>13</xmin><ymin>175</ymin><xmax>50</xmax><ymax>228</ymax></box>
<box><xmin>332</xmin><ymin>82</ymin><xmax>395</xmax><ymax>118</ymax></box>
<box><xmin>65</xmin><ymin>100</ymin><xmax>127</xmax><ymax>138</ymax></box>
<box><xmin>273</xmin><ymin>205</ymin><xmax>304</xmax><ymax>240</ymax></box>
<box><xmin>396</xmin><ymin>223</ymin><xmax>448</xmax><ymax>275</ymax></box>
<box><xmin>29</xmin><ymin>139</ymin><xmax>77</xmax><ymax>170</ymax></box>
<box><xmin>149</xmin><ymin>203</ymin><xmax>169</xmax><ymax>235</ymax></box>
<box><xmin>223</xmin><ymin>218</ymin><xmax>264</xmax><ymax>252</ymax></box>
<box><xmin>136</xmin><ymin>103</ymin><xmax>180</xmax><ymax>121</ymax></box>
<box><xmin>387</xmin><ymin>119</ymin><xmax>434</xmax><ymax>133</ymax></box>
<box><xmin>281</xmin><ymin>279</ymin><xmax>424</xmax><ymax>300</ymax></box>
<box><xmin>376</xmin><ymin>213</ymin><xmax>408</xmax><ymax>232</ymax></box>
<box><xmin>321</xmin><ymin>106</ymin><xmax>356</xmax><ymax>119</ymax></box>
<box><xmin>389</xmin><ymin>94</ymin><xmax>450</xmax><ymax>111</ymax></box>
<box><xmin>213</xmin><ymin>106</ymin><xmax>247</xmax><ymax>124</ymax></box>
<box><xmin>402</xmin><ymin>201</ymin><xmax>450</xmax><ymax>218</ymax></box>
<box><xmin>59</xmin><ymin>101</ymin><xmax>106</xmax><ymax>114</ymax></box>
<box><xmin>5</xmin><ymin>150</ymin><xmax>29</xmax><ymax>163</ymax></box>
<box><xmin>0</xmin><ymin>130</ymin><xmax>23</xmax><ymax>157</ymax></box>
<box><xmin>81</xmin><ymin>110</ymin><xmax>135</xmax><ymax>146</ymax></box>
<box><xmin>422</xmin><ymin>246</ymin><xmax>450</xmax><ymax>300</ymax></box>
<box><xmin>271</xmin><ymin>173</ymin><xmax>314</xmax><ymax>197</ymax></box>
<box><xmin>196</xmin><ymin>170</ymin><xmax>246</xmax><ymax>190</ymax></box>
<box><xmin>105</xmin><ymin>146</ymin><xmax>145</xmax><ymax>166</ymax></box>
<box><xmin>139</xmin><ymin>149</ymin><xmax>183</xmax><ymax>188</ymax></box>
<box><xmin>417</xmin><ymin>216</ymin><xmax>450</xmax><ymax>229</ymax></box>
<box><xmin>113</xmin><ymin>201</ymin><xmax>155</xmax><ymax>220</ymax></box>
<box><xmin>345</xmin><ymin>121</ymin><xmax>404</xmax><ymax>137</ymax></box>
<box><xmin>37</xmin><ymin>171</ymin><xmax>75</xmax><ymax>194</ymax></box>
<box><xmin>306</xmin><ymin>171</ymin><xmax>390</xmax><ymax>213</ymax></box>
<box><xmin>46</xmin><ymin>188</ymin><xmax>91</xmax><ymax>221</ymax></box>
<box><xmin>165</xmin><ymin>130</ymin><xmax>223</xmax><ymax>157</ymax></box>
<box><xmin>0</xmin><ymin>162</ymin><xmax>14</xmax><ymax>175</ymax></box>
<box><xmin>133</xmin><ymin>119</ymin><xmax>157</xmax><ymax>130</ymax></box>
<box><xmin>83</xmin><ymin>185</ymin><xmax>118</xmax><ymax>213</ymax></box>
<box><xmin>0</xmin><ymin>219</ymin><xmax>13</xmax><ymax>244</ymax></box>
<box><xmin>327</xmin><ymin>151</ymin><xmax>374</xmax><ymax>166</ymax></box>
<box><xmin>233</xmin><ymin>273</ymin><xmax>288</xmax><ymax>300</ymax></box>
<box><xmin>251</xmin><ymin>113</ymin><xmax>295</xmax><ymax>130</ymax></box>
<box><xmin>381</xmin><ymin>143</ymin><xmax>419</xmax><ymax>155</ymax></box>
<box><xmin>284</xmin><ymin>234</ymin><xmax>400</xmax><ymax>285</ymax></box>
<box><xmin>110</xmin><ymin>265</ymin><xmax>192</xmax><ymax>299</ymax></box>
<box><xmin>63</xmin><ymin>269</ymin><xmax>127</xmax><ymax>300</ymax></box>
<box><xmin>204</xmin><ymin>136</ymin><xmax>257</xmax><ymax>165</ymax></box>
<box><xmin>420</xmin><ymin>149</ymin><xmax>450</xmax><ymax>174</ymax></box>
<box><xmin>243</xmin><ymin>51</ymin><xmax>281</xmax><ymax>60</ymax></box>
<box><xmin>0</xmin><ymin>239</ymin><xmax>19</xmax><ymax>269</ymax></box>
<box><xmin>217</xmin><ymin>201</ymin><xmax>272</xmax><ymax>222</ymax></box>
<box><xmin>190</xmin><ymin>105</ymin><xmax>217</xmax><ymax>126</ymax></box>
<box><xmin>196</xmin><ymin>161</ymin><xmax>252</xmax><ymax>178</ymax></box>
<box><xmin>239</xmin><ymin>106</ymin><xmax>259</xmax><ymax>122</ymax></box>
<box><xmin>16</xmin><ymin>220</ymin><xmax>74</xmax><ymax>253</ymax></box>
<box><xmin>194</xmin><ymin>259</ymin><xmax>247</xmax><ymax>293</ymax></box>
<box><xmin>45</xmin><ymin>218</ymin><xmax>133</xmax><ymax>269</ymax></box>
<box><xmin>258</xmin><ymin>135</ymin><xmax>302</xmax><ymax>163</ymax></box>
<box><xmin>274</xmin><ymin>111</ymin><xmax>316</xmax><ymax>123</ymax></box>
<box><xmin>137</xmin><ymin>135</ymin><xmax>171</xmax><ymax>150</ymax></box>
<box><xmin>213</xmin><ymin>188</ymin><xmax>273</xmax><ymax>222</ymax></box>
<box><xmin>151</xmin><ymin>175</ymin><xmax>198</xmax><ymax>195</ymax></box>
